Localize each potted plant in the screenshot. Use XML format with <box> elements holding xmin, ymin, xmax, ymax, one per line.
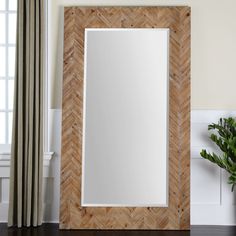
<box><xmin>200</xmin><ymin>117</ymin><xmax>236</xmax><ymax>191</ymax></box>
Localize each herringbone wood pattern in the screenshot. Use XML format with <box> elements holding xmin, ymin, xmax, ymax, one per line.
<box><xmin>60</xmin><ymin>7</ymin><xmax>190</xmax><ymax>230</ymax></box>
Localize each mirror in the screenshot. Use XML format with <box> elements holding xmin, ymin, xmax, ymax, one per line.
<box><xmin>82</xmin><ymin>28</ymin><xmax>169</xmax><ymax>207</ymax></box>
<box><xmin>61</xmin><ymin>6</ymin><xmax>191</xmax><ymax>229</ymax></box>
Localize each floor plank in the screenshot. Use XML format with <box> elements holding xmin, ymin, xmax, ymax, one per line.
<box><xmin>1</xmin><ymin>223</ymin><xmax>236</xmax><ymax>236</ymax></box>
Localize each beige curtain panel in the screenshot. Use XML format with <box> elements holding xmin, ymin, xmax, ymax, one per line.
<box><xmin>8</xmin><ymin>0</ymin><xmax>45</xmax><ymax>227</ymax></box>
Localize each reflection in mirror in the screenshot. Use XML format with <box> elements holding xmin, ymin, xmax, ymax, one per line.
<box><xmin>82</xmin><ymin>29</ymin><xmax>169</xmax><ymax>207</ymax></box>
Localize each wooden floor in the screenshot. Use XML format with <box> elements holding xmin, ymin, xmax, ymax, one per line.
<box><xmin>1</xmin><ymin>224</ymin><xmax>236</xmax><ymax>236</ymax></box>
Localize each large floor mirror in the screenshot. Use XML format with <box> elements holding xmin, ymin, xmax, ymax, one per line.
<box><xmin>61</xmin><ymin>6</ymin><xmax>190</xmax><ymax>230</ymax></box>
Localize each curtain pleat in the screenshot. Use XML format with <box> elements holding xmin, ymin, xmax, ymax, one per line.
<box><xmin>8</xmin><ymin>0</ymin><xmax>45</xmax><ymax>227</ymax></box>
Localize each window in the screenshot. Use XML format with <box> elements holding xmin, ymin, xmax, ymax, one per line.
<box><xmin>0</xmin><ymin>0</ymin><xmax>17</xmax><ymax>152</ymax></box>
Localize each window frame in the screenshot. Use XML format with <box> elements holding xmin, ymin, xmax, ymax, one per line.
<box><xmin>0</xmin><ymin>0</ymin><xmax>16</xmax><ymax>153</ymax></box>
<box><xmin>0</xmin><ymin>0</ymin><xmax>51</xmax><ymax>157</ymax></box>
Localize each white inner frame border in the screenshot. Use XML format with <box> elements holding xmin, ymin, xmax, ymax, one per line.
<box><xmin>81</xmin><ymin>28</ymin><xmax>169</xmax><ymax>207</ymax></box>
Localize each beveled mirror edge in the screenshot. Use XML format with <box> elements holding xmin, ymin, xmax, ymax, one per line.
<box><xmin>81</xmin><ymin>28</ymin><xmax>170</xmax><ymax>208</ymax></box>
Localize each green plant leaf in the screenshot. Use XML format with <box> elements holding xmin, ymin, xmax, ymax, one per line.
<box><xmin>200</xmin><ymin>117</ymin><xmax>236</xmax><ymax>192</ymax></box>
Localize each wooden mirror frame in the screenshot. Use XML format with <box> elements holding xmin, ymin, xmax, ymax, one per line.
<box><xmin>60</xmin><ymin>6</ymin><xmax>190</xmax><ymax>230</ymax></box>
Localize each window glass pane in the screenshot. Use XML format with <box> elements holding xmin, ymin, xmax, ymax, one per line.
<box><xmin>0</xmin><ymin>14</ymin><xmax>6</xmax><ymax>44</ymax></box>
<box><xmin>0</xmin><ymin>47</ymin><xmax>6</xmax><ymax>76</ymax></box>
<box><xmin>0</xmin><ymin>0</ymin><xmax>5</xmax><ymax>10</ymax></box>
<box><xmin>0</xmin><ymin>80</ymin><xmax>6</xmax><ymax>109</ymax></box>
<box><xmin>8</xmin><ymin>13</ymin><xmax>16</xmax><ymax>44</ymax></box>
<box><xmin>8</xmin><ymin>46</ymin><xmax>15</xmax><ymax>77</ymax></box>
<box><xmin>8</xmin><ymin>79</ymin><xmax>14</xmax><ymax>109</ymax></box>
<box><xmin>0</xmin><ymin>112</ymin><xmax>6</xmax><ymax>144</ymax></box>
<box><xmin>8</xmin><ymin>111</ymin><xmax>12</xmax><ymax>144</ymax></box>
<box><xmin>8</xmin><ymin>0</ymin><xmax>17</xmax><ymax>11</ymax></box>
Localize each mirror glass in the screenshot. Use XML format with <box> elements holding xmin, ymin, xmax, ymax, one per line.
<box><xmin>82</xmin><ymin>28</ymin><xmax>169</xmax><ymax>207</ymax></box>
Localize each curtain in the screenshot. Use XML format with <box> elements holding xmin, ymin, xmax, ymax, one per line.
<box><xmin>8</xmin><ymin>0</ymin><xmax>45</xmax><ymax>227</ymax></box>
